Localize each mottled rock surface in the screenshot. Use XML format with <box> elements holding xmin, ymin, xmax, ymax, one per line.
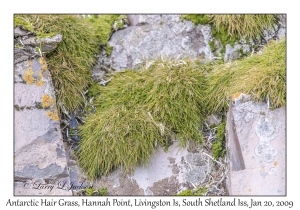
<box><xmin>107</xmin><ymin>15</ymin><xmax>213</xmax><ymax>71</ymax></box>
<box><xmin>14</xmin><ymin>29</ymin><xmax>71</xmax><ymax>195</ymax></box>
<box><xmin>14</xmin><ymin>26</ymin><xmax>62</xmax><ymax>64</ymax></box>
<box><xmin>226</xmin><ymin>94</ymin><xmax>286</xmax><ymax>195</ymax></box>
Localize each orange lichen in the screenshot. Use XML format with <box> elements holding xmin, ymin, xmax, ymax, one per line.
<box><xmin>39</xmin><ymin>57</ymin><xmax>46</xmax><ymax>65</ymax></box>
<box><xmin>42</xmin><ymin>64</ymin><xmax>48</xmax><ymax>70</ymax></box>
<box><xmin>46</xmin><ymin>109</ymin><xmax>59</xmax><ymax>120</ymax></box>
<box><xmin>274</xmin><ymin>161</ymin><xmax>278</xmax><ymax>166</ymax></box>
<box><xmin>23</xmin><ymin>68</ymin><xmax>36</xmax><ymax>85</ymax></box>
<box><xmin>232</xmin><ymin>92</ymin><xmax>241</xmax><ymax>101</ymax></box>
<box><xmin>42</xmin><ymin>94</ymin><xmax>55</xmax><ymax>108</ymax></box>
<box><xmin>35</xmin><ymin>70</ymin><xmax>45</xmax><ymax>87</ymax></box>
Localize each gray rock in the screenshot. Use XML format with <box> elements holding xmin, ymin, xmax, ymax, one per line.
<box><xmin>14</xmin><ymin>26</ymin><xmax>62</xmax><ymax>64</ymax></box>
<box><xmin>224</xmin><ymin>43</ymin><xmax>242</xmax><ymax>62</ymax></box>
<box><xmin>21</xmin><ymin>34</ymin><xmax>62</xmax><ymax>52</ymax></box>
<box><xmin>127</xmin><ymin>14</ymin><xmax>181</xmax><ymax>26</ymax></box>
<box><xmin>14</xmin><ymin>56</ymin><xmax>71</xmax><ymax>195</ymax></box>
<box><xmin>226</xmin><ymin>94</ymin><xmax>285</xmax><ymax>195</ymax></box>
<box><xmin>14</xmin><ymin>26</ymin><xmax>34</xmax><ymax>37</ymax></box>
<box><xmin>107</xmin><ymin>16</ymin><xmax>212</xmax><ymax>70</ymax></box>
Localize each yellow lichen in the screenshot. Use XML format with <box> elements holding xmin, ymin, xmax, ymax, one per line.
<box><xmin>46</xmin><ymin>109</ymin><xmax>59</xmax><ymax>120</ymax></box>
<box><xmin>24</xmin><ymin>68</ymin><xmax>36</xmax><ymax>85</ymax></box>
<box><xmin>35</xmin><ymin>70</ymin><xmax>45</xmax><ymax>87</ymax></box>
<box><xmin>274</xmin><ymin>161</ymin><xmax>278</xmax><ymax>166</ymax></box>
<box><xmin>42</xmin><ymin>94</ymin><xmax>55</xmax><ymax>108</ymax></box>
<box><xmin>42</xmin><ymin>64</ymin><xmax>48</xmax><ymax>70</ymax></box>
<box><xmin>27</xmin><ymin>60</ymin><xmax>32</xmax><ymax>66</ymax></box>
<box><xmin>232</xmin><ymin>92</ymin><xmax>241</xmax><ymax>101</ymax></box>
<box><xmin>39</xmin><ymin>57</ymin><xmax>46</xmax><ymax>65</ymax></box>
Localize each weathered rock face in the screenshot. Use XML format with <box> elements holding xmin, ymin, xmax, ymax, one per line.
<box><xmin>14</xmin><ymin>29</ymin><xmax>71</xmax><ymax>195</ymax></box>
<box><xmin>107</xmin><ymin>15</ymin><xmax>213</xmax><ymax>71</ymax></box>
<box><xmin>226</xmin><ymin>94</ymin><xmax>285</xmax><ymax>195</ymax></box>
<box><xmin>14</xmin><ymin>27</ymin><xmax>62</xmax><ymax>64</ymax></box>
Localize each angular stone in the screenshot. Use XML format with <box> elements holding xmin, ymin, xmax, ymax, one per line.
<box><xmin>14</xmin><ymin>56</ymin><xmax>71</xmax><ymax>195</ymax></box>
<box><xmin>226</xmin><ymin>94</ymin><xmax>286</xmax><ymax>195</ymax></box>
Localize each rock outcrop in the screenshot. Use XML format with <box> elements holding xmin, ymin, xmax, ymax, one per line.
<box><xmin>226</xmin><ymin>94</ymin><xmax>285</xmax><ymax>195</ymax></box>
<box><xmin>14</xmin><ymin>27</ymin><xmax>71</xmax><ymax>195</ymax></box>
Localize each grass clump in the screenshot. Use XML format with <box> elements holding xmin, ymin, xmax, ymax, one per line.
<box><xmin>205</xmin><ymin>38</ymin><xmax>286</xmax><ymax>113</ymax></box>
<box><xmin>78</xmin><ymin>105</ymin><xmax>169</xmax><ymax>179</ymax></box>
<box><xmin>78</xmin><ymin>59</ymin><xmax>208</xmax><ymax>179</ymax></box>
<box><xmin>40</xmin><ymin>15</ymin><xmax>99</xmax><ymax>112</ymax></box>
<box><xmin>210</xmin><ymin>14</ymin><xmax>276</xmax><ymax>40</ymax></box>
<box><xmin>142</xmin><ymin>60</ymin><xmax>207</xmax><ymax>146</ymax></box>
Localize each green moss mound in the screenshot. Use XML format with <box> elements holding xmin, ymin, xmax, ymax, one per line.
<box><xmin>83</xmin><ymin>15</ymin><xmax>120</xmax><ymax>45</ymax></box>
<box><xmin>205</xmin><ymin>38</ymin><xmax>286</xmax><ymax>113</ymax></box>
<box><xmin>79</xmin><ymin>59</ymin><xmax>208</xmax><ymax>179</ymax></box>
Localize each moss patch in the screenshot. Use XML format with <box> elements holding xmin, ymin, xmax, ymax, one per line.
<box><xmin>177</xmin><ymin>187</ymin><xmax>208</xmax><ymax>196</ymax></box>
<box><xmin>83</xmin><ymin>14</ymin><xmax>120</xmax><ymax>45</ymax></box>
<box><xmin>106</xmin><ymin>46</ymin><xmax>114</xmax><ymax>56</ymax></box>
<box><xmin>180</xmin><ymin>14</ymin><xmax>211</xmax><ymax>25</ymax></box>
<box><xmin>212</xmin><ymin>122</ymin><xmax>226</xmax><ymax>159</ymax></box>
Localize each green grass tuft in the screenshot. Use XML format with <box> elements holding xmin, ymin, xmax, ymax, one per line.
<box><xmin>205</xmin><ymin>38</ymin><xmax>286</xmax><ymax>113</ymax></box>
<box><xmin>78</xmin><ymin>105</ymin><xmax>169</xmax><ymax>179</ymax></box>
<box><xmin>78</xmin><ymin>59</ymin><xmax>208</xmax><ymax>179</ymax></box>
<box><xmin>210</xmin><ymin>14</ymin><xmax>277</xmax><ymax>40</ymax></box>
<box><xmin>41</xmin><ymin>15</ymin><xmax>99</xmax><ymax>112</ymax></box>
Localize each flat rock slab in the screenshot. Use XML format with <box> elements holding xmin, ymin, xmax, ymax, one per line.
<box><xmin>226</xmin><ymin>94</ymin><xmax>286</xmax><ymax>195</ymax></box>
<box><xmin>14</xmin><ymin>57</ymin><xmax>71</xmax><ymax>195</ymax></box>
